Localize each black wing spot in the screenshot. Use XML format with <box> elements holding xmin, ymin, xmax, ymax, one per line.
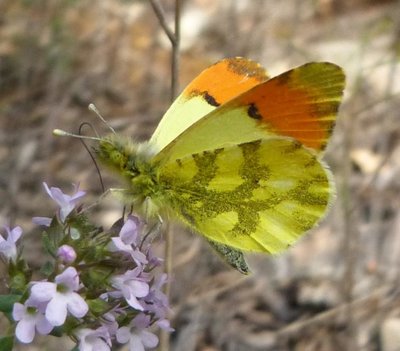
<box><xmin>204</xmin><ymin>92</ymin><xmax>220</xmax><ymax>107</ymax></box>
<box><xmin>247</xmin><ymin>103</ymin><xmax>262</xmax><ymax>120</ymax></box>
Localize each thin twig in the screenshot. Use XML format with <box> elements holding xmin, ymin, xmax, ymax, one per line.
<box><xmin>148</xmin><ymin>0</ymin><xmax>176</xmax><ymax>44</ymax></box>
<box><xmin>341</xmin><ymin>111</ymin><xmax>358</xmax><ymax>349</ymax></box>
<box><xmin>340</xmin><ymin>60</ymin><xmax>366</xmax><ymax>350</ymax></box>
<box><xmin>149</xmin><ymin>0</ymin><xmax>181</xmax><ymax>350</ymax></box>
<box><xmin>171</xmin><ymin>0</ymin><xmax>181</xmax><ymax>101</ymax></box>
<box><xmin>148</xmin><ymin>0</ymin><xmax>180</xmax><ymax>100</ymax></box>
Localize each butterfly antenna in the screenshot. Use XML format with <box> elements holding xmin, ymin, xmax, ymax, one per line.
<box><xmin>88</xmin><ymin>103</ymin><xmax>116</xmax><ymax>135</ymax></box>
<box><xmin>78</xmin><ymin>123</ymin><xmax>105</xmax><ymax>193</ymax></box>
<box><xmin>53</xmin><ymin>129</ymin><xmax>102</xmax><ymax>142</ymax></box>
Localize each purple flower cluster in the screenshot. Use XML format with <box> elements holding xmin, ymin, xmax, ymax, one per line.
<box><xmin>13</xmin><ymin>266</ymin><xmax>87</xmax><ymax>342</ymax></box>
<box><xmin>1</xmin><ymin>183</ymin><xmax>172</xmax><ymax>350</ymax></box>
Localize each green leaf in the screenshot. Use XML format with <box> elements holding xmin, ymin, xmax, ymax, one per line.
<box><xmin>0</xmin><ymin>295</ymin><xmax>21</xmax><ymax>313</ymax></box>
<box><xmin>42</xmin><ymin>217</ymin><xmax>64</xmax><ymax>256</ymax></box>
<box><xmin>50</xmin><ymin>326</ymin><xmax>64</xmax><ymax>337</ymax></box>
<box><xmin>42</xmin><ymin>232</ymin><xmax>57</xmax><ymax>257</ymax></box>
<box><xmin>9</xmin><ymin>272</ymin><xmax>28</xmax><ymax>294</ymax></box>
<box><xmin>0</xmin><ymin>336</ymin><xmax>14</xmax><ymax>351</ymax></box>
<box><xmin>68</xmin><ymin>213</ymin><xmax>97</xmax><ymax>239</ymax></box>
<box><xmin>86</xmin><ymin>298</ymin><xmax>110</xmax><ymax>316</ymax></box>
<box><xmin>80</xmin><ymin>267</ymin><xmax>112</xmax><ymax>296</ymax></box>
<box><xmin>0</xmin><ymin>294</ymin><xmax>21</xmax><ymax>322</ymax></box>
<box><xmin>8</xmin><ymin>259</ymin><xmax>31</xmax><ymax>293</ymax></box>
<box><xmin>40</xmin><ymin>261</ymin><xmax>55</xmax><ymax>277</ymax></box>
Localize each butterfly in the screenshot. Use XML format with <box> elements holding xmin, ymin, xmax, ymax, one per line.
<box><xmin>94</xmin><ymin>58</ymin><xmax>345</xmax><ymax>273</ymax></box>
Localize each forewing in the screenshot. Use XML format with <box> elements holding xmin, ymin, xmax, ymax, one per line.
<box><xmin>155</xmin><ymin>62</ymin><xmax>345</xmax><ymax>163</ymax></box>
<box><xmin>158</xmin><ymin>138</ymin><xmax>333</xmax><ymax>253</ymax></box>
<box><xmin>149</xmin><ymin>58</ymin><xmax>268</xmax><ymax>153</ymax></box>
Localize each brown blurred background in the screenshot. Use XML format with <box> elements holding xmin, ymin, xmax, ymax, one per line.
<box><xmin>1</xmin><ymin>0</ymin><xmax>400</xmax><ymax>350</ymax></box>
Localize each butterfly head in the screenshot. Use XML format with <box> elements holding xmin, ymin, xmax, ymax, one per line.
<box><xmin>96</xmin><ymin>135</ymin><xmax>139</xmax><ymax>177</ymax></box>
<box><xmin>95</xmin><ymin>135</ymin><xmax>160</xmax><ymax>204</ymax></box>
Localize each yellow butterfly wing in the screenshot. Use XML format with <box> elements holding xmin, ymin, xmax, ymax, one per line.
<box><xmin>149</xmin><ymin>57</ymin><xmax>268</xmax><ymax>153</ymax></box>
<box><xmin>154</xmin><ymin>62</ymin><xmax>345</xmax><ymax>164</ymax></box>
<box><xmin>158</xmin><ymin>137</ymin><xmax>332</xmax><ymax>253</ymax></box>
<box><xmin>151</xmin><ymin>62</ymin><xmax>344</xmax><ymax>253</ymax></box>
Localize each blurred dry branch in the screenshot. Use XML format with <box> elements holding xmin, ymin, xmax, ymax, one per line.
<box><xmin>148</xmin><ymin>1</ymin><xmax>182</xmax><ymax>350</ymax></box>
<box><xmin>1</xmin><ymin>0</ymin><xmax>400</xmax><ymax>350</ymax></box>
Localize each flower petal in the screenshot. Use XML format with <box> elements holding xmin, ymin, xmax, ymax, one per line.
<box><xmin>46</xmin><ymin>294</ymin><xmax>68</xmax><ymax>326</ymax></box>
<box><xmin>92</xmin><ymin>337</ymin><xmax>111</xmax><ymax>351</ymax></box>
<box><xmin>15</xmin><ymin>318</ymin><xmax>36</xmax><ymax>343</ymax></box>
<box><xmin>59</xmin><ymin>205</ymin><xmax>74</xmax><ymax>222</ymax></box>
<box><xmin>12</xmin><ymin>303</ymin><xmax>25</xmax><ymax>321</ymax></box>
<box><xmin>128</xmin><ymin>280</ymin><xmax>149</xmax><ymax>298</ymax></box>
<box><xmin>157</xmin><ymin>319</ymin><xmax>174</xmax><ymax>332</ymax></box>
<box><xmin>43</xmin><ymin>182</ymin><xmax>54</xmax><ymax>200</ymax></box>
<box><xmin>47</xmin><ymin>186</ymin><xmax>67</xmax><ymax>207</ymax></box>
<box><xmin>110</xmin><ymin>237</ymin><xmax>131</xmax><ymax>252</ymax></box>
<box><xmin>131</xmin><ymin>250</ymin><xmax>148</xmax><ymax>265</ymax></box>
<box><xmin>31</xmin><ymin>282</ymin><xmax>56</xmax><ymax>302</ymax></box>
<box><xmin>70</xmin><ymin>189</ymin><xmax>86</xmax><ymax>202</ymax></box>
<box><xmin>32</xmin><ymin>216</ymin><xmax>52</xmax><ymax>227</ymax></box>
<box><xmin>119</xmin><ymin>217</ymin><xmax>139</xmax><ymax>245</ymax></box>
<box><xmin>126</xmin><ymin>295</ymin><xmax>144</xmax><ymax>311</ymax></box>
<box><xmin>129</xmin><ymin>334</ymin><xmax>145</xmax><ymax>351</ymax></box>
<box><xmin>10</xmin><ymin>226</ymin><xmax>23</xmax><ymax>242</ymax></box>
<box><xmin>116</xmin><ymin>327</ymin><xmax>131</xmax><ymax>344</ymax></box>
<box><xmin>55</xmin><ymin>266</ymin><xmax>79</xmax><ymax>291</ymax></box>
<box><xmin>36</xmin><ymin>315</ymin><xmax>53</xmax><ymax>335</ymax></box>
<box><xmin>133</xmin><ymin>313</ymin><xmax>151</xmax><ymax>329</ymax></box>
<box><xmin>141</xmin><ymin>330</ymin><xmax>159</xmax><ymax>348</ymax></box>
<box><xmin>66</xmin><ymin>292</ymin><xmax>88</xmax><ymax>318</ymax></box>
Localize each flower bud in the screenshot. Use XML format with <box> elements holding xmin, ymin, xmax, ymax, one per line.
<box><xmin>57</xmin><ymin>244</ymin><xmax>77</xmax><ymax>263</ymax></box>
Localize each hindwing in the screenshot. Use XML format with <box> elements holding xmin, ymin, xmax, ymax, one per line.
<box><xmin>157</xmin><ymin>137</ymin><xmax>332</xmax><ymax>253</ymax></box>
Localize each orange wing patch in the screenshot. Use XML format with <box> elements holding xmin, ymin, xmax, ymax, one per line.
<box><xmin>235</xmin><ymin>62</ymin><xmax>345</xmax><ymax>153</ymax></box>
<box><xmin>183</xmin><ymin>57</ymin><xmax>269</xmax><ymax>107</ymax></box>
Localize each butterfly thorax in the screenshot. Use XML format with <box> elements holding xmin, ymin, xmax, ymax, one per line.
<box><xmin>95</xmin><ymin>136</ymin><xmax>162</xmax><ymax>211</ymax></box>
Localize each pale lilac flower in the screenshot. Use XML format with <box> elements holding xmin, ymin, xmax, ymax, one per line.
<box><xmin>30</xmin><ymin>266</ymin><xmax>88</xmax><ymax>326</ymax></box>
<box><xmin>0</xmin><ymin>225</ymin><xmax>22</xmax><ymax>261</ymax></box>
<box><xmin>157</xmin><ymin>319</ymin><xmax>174</xmax><ymax>332</ymax></box>
<box><xmin>101</xmin><ymin>312</ymin><xmax>119</xmax><ymax>337</ymax></box>
<box><xmin>32</xmin><ymin>216</ymin><xmax>52</xmax><ymax>227</ymax></box>
<box><xmin>108</xmin><ymin>216</ymin><xmax>147</xmax><ymax>266</ymax></box>
<box><xmin>109</xmin><ymin>237</ymin><xmax>147</xmax><ymax>266</ymax></box>
<box><xmin>141</xmin><ymin>274</ymin><xmax>169</xmax><ymax>319</ymax></box>
<box><xmin>111</xmin><ymin>268</ymin><xmax>149</xmax><ymax>311</ymax></box>
<box><xmin>119</xmin><ymin>215</ymin><xmax>140</xmax><ymax>245</ymax></box>
<box><xmin>77</xmin><ymin>327</ymin><xmax>111</xmax><ymax>351</ymax></box>
<box><xmin>12</xmin><ymin>300</ymin><xmax>53</xmax><ymax>343</ymax></box>
<box><xmin>57</xmin><ymin>244</ymin><xmax>77</xmax><ymax>263</ymax></box>
<box><xmin>116</xmin><ymin>314</ymin><xmax>158</xmax><ymax>351</ymax></box>
<box><xmin>146</xmin><ymin>247</ymin><xmax>163</xmax><ymax>268</ymax></box>
<box><xmin>43</xmin><ymin>182</ymin><xmax>86</xmax><ymax>222</ymax></box>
